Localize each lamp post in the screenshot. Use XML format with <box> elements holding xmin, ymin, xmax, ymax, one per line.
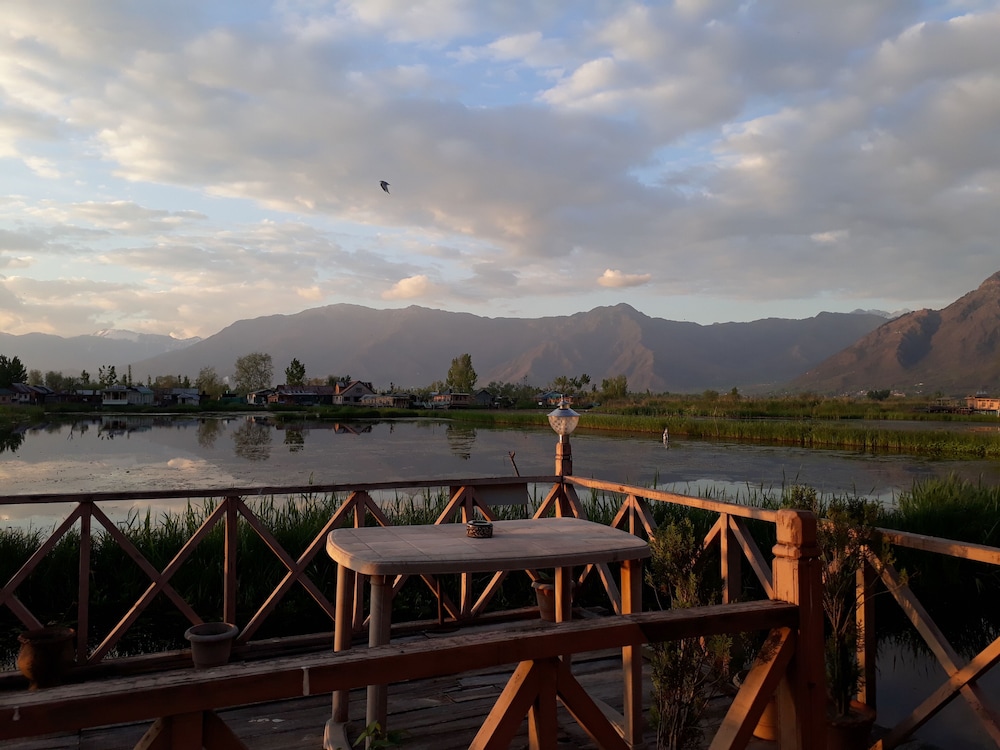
<box><xmin>547</xmin><ymin>399</ymin><xmax>580</xmax><ymax>476</ymax></box>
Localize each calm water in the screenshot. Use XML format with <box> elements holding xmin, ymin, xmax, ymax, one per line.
<box><xmin>1</xmin><ymin>414</ymin><xmax>998</xmax><ymax>747</ymax></box>
<box><xmin>3</xmin><ymin>415</ymin><xmax>1000</xmax><ymax>500</ymax></box>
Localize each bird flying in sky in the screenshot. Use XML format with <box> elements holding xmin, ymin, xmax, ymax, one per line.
<box><xmin>380</xmin><ymin>181</ymin><xmax>390</xmax><ymax>193</ymax></box>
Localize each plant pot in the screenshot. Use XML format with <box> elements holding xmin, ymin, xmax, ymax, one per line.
<box><xmin>184</xmin><ymin>622</ymin><xmax>239</xmax><ymax>669</ymax></box>
<box><xmin>732</xmin><ymin>670</ymin><xmax>778</xmax><ymax>740</ymax></box>
<box><xmin>531</xmin><ymin>581</ymin><xmax>578</xmax><ymax>622</ymax></box>
<box><xmin>17</xmin><ymin>626</ymin><xmax>76</xmax><ymax>690</ymax></box>
<box><xmin>827</xmin><ymin>700</ymin><xmax>876</xmax><ymax>750</ymax></box>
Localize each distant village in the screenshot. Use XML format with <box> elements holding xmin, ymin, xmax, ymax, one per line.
<box><xmin>0</xmin><ymin>381</ymin><xmax>575</xmax><ymax>410</ymax></box>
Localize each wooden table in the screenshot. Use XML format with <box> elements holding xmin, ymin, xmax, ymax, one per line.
<box><xmin>325</xmin><ymin>517</ymin><xmax>650</xmax><ymax>744</ymax></box>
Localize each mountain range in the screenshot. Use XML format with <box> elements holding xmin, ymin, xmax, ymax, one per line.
<box><xmin>121</xmin><ymin>305</ymin><xmax>885</xmax><ymax>394</ymax></box>
<box><xmin>6</xmin><ymin>272</ymin><xmax>1000</xmax><ymax>396</ymax></box>
<box><xmin>793</xmin><ymin>271</ymin><xmax>1000</xmax><ymax>396</ymax></box>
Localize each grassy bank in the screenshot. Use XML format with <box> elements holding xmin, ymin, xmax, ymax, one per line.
<box><xmin>447</xmin><ymin>409</ymin><xmax>1000</xmax><ymax>459</ymax></box>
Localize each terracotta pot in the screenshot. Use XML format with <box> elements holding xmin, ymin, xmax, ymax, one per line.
<box><xmin>531</xmin><ymin>581</ymin><xmax>578</xmax><ymax>622</ymax></box>
<box><xmin>733</xmin><ymin>670</ymin><xmax>778</xmax><ymax>740</ymax></box>
<box><xmin>17</xmin><ymin>626</ymin><xmax>76</xmax><ymax>690</ymax></box>
<box><xmin>184</xmin><ymin>622</ymin><xmax>239</xmax><ymax>669</ymax></box>
<box><xmin>827</xmin><ymin>700</ymin><xmax>876</xmax><ymax>750</ymax></box>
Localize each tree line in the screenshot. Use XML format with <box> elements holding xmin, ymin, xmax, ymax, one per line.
<box><xmin>1</xmin><ymin>349</ymin><xmax>630</xmax><ymax>405</ymax></box>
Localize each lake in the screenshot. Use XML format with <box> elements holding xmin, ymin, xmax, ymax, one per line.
<box><xmin>1</xmin><ymin>414</ymin><xmax>998</xmax><ymax>747</ymax></box>
<box><xmin>4</xmin><ymin>414</ymin><xmax>1000</xmax><ymax>502</ymax></box>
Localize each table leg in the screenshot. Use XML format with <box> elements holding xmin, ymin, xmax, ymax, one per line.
<box><xmin>332</xmin><ymin>563</ymin><xmax>356</xmax><ymax>723</ymax></box>
<box><xmin>621</xmin><ymin>558</ymin><xmax>643</xmax><ymax>746</ymax></box>
<box><xmin>367</xmin><ymin>573</ymin><xmax>392</xmax><ymax>733</ymax></box>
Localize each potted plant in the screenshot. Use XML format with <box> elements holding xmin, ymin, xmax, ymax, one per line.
<box><xmin>16</xmin><ymin>625</ymin><xmax>76</xmax><ymax>690</ymax></box>
<box><xmin>184</xmin><ymin>622</ymin><xmax>240</xmax><ymax>669</ymax></box>
<box><xmin>530</xmin><ymin>570</ymin><xmax>579</xmax><ymax>622</ymax></box>
<box><xmin>787</xmin><ymin>486</ymin><xmax>887</xmax><ymax>749</ymax></box>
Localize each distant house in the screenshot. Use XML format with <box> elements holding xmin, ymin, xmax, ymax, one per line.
<box><xmin>966</xmin><ymin>395</ymin><xmax>1000</xmax><ymax>415</ymax></box>
<box><xmin>267</xmin><ymin>385</ymin><xmax>337</xmax><ymax>406</ymax></box>
<box><xmin>0</xmin><ymin>388</ymin><xmax>13</xmax><ymax>406</ymax></box>
<box><xmin>247</xmin><ymin>389</ymin><xmax>274</xmax><ymax>406</ymax></box>
<box><xmin>332</xmin><ymin>380</ymin><xmax>376</xmax><ymax>405</ymax></box>
<box><xmin>430</xmin><ymin>391</ymin><xmax>471</xmax><ymax>409</ymax></box>
<box><xmin>10</xmin><ymin>383</ymin><xmax>54</xmax><ymax>405</ymax></box>
<box><xmin>536</xmin><ymin>391</ymin><xmax>573</xmax><ymax>408</ymax></box>
<box><xmin>154</xmin><ymin>387</ymin><xmax>201</xmax><ymax>407</ymax></box>
<box><xmin>102</xmin><ymin>385</ymin><xmax>154</xmax><ymax>407</ymax></box>
<box><xmin>474</xmin><ymin>389</ymin><xmax>496</xmax><ymax>408</ymax></box>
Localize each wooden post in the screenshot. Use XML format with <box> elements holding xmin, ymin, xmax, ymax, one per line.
<box><xmin>555</xmin><ymin>435</ymin><xmax>572</xmax><ymax>477</ymax></box>
<box><xmin>771</xmin><ymin>509</ymin><xmax>826</xmax><ymax>748</ymax></box>
<box><xmin>621</xmin><ymin>557</ymin><xmax>643</xmax><ymax>746</ymax></box>
<box><xmin>78</xmin><ymin>504</ymin><xmax>91</xmax><ymax>665</ymax></box>
<box><xmin>224</xmin><ymin>496</ymin><xmax>238</xmax><ymax>626</ymax></box>
<box><xmin>720</xmin><ymin>514</ymin><xmax>742</xmax><ymax>605</ymax></box>
<box><xmin>857</xmin><ymin>559</ymin><xmax>877</xmax><ymax>709</ymax></box>
<box><xmin>331</xmin><ymin>562</ymin><xmax>356</xmax><ymax>723</ymax></box>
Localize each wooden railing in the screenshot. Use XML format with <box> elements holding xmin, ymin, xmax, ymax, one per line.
<box><xmin>2</xmin><ymin>474</ymin><xmax>999</xmax><ymax>748</ymax></box>
<box><xmin>565</xmin><ymin>475</ymin><xmax>1000</xmax><ymax>750</ymax></box>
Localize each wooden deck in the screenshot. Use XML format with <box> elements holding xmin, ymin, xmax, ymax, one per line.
<box><xmin>3</xmin><ymin>616</ymin><xmax>788</xmax><ymax>750</ymax></box>
<box><xmin>2</xmin><ymin>651</ymin><xmax>776</xmax><ymax>750</ymax></box>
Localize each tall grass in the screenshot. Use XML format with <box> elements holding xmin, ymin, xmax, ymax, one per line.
<box><xmin>448</xmin><ymin>410</ymin><xmax>1000</xmax><ymax>459</ymax></box>
<box><xmin>3</xmin><ymin>476</ymin><xmax>998</xmax><ymax>664</ymax></box>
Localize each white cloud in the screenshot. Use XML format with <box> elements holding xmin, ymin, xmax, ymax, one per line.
<box><xmin>382</xmin><ymin>274</ymin><xmax>435</xmax><ymax>300</ymax></box>
<box><xmin>0</xmin><ymin>1</ymin><xmax>996</xmax><ymax>338</ymax></box>
<box><xmin>597</xmin><ymin>269</ymin><xmax>652</xmax><ymax>288</ymax></box>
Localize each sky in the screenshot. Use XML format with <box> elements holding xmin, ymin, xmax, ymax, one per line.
<box><xmin>2</xmin><ymin>1</ymin><xmax>999</xmax><ymax>340</ymax></box>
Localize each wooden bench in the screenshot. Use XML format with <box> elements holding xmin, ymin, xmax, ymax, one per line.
<box><xmin>0</xmin><ymin>602</ymin><xmax>800</xmax><ymax>750</ymax></box>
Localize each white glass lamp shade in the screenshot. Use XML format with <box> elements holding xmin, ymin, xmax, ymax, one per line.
<box><xmin>547</xmin><ymin>402</ymin><xmax>580</xmax><ymax>436</ymax></box>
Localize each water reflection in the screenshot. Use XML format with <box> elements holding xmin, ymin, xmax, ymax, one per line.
<box><xmin>231</xmin><ymin>418</ymin><xmax>272</xmax><ymax>461</ymax></box>
<box><xmin>0</xmin><ymin>430</ymin><xmax>25</xmax><ymax>455</ymax></box>
<box><xmin>197</xmin><ymin>418</ymin><xmax>222</xmax><ymax>449</ymax></box>
<box><xmin>445</xmin><ymin>424</ymin><xmax>476</xmax><ymax>459</ymax></box>
<box><xmin>283</xmin><ymin>428</ymin><xmax>305</xmax><ymax>452</ymax></box>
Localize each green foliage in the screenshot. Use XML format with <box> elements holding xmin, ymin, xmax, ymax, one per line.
<box><xmin>549</xmin><ymin>373</ymin><xmax>591</xmax><ymax>396</ymax></box>
<box><xmin>352</xmin><ymin>721</ymin><xmax>407</xmax><ymax>748</ymax></box>
<box><xmin>600</xmin><ymin>374</ymin><xmax>628</xmax><ymax>400</ymax></box>
<box><xmin>0</xmin><ymin>354</ymin><xmax>28</xmax><ymax>387</ymax></box>
<box><xmin>285</xmin><ymin>358</ymin><xmax>306</xmax><ymax>386</ymax></box>
<box><xmin>445</xmin><ymin>353</ymin><xmax>477</xmax><ymax>393</ymax></box>
<box><xmin>233</xmin><ymin>352</ymin><xmax>274</xmax><ymax>394</ymax></box>
<box><xmin>867</xmin><ymin>389</ymin><xmax>891</xmax><ymax>401</ymax></box>
<box><xmin>196</xmin><ymin>367</ymin><xmax>224</xmax><ymax>399</ymax></box>
<box><xmin>646</xmin><ymin>518</ymin><xmax>731</xmax><ymax>749</ymax></box>
<box><xmin>98</xmin><ymin>364</ymin><xmax>119</xmax><ymax>387</ymax></box>
<box><xmin>782</xmin><ymin>486</ymin><xmax>890</xmax><ymax>717</ymax></box>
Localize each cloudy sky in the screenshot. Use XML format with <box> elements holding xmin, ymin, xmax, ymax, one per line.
<box><xmin>2</xmin><ymin>1</ymin><xmax>999</xmax><ymax>340</ymax></box>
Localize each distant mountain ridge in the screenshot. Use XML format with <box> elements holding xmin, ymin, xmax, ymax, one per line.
<box><xmin>125</xmin><ymin>304</ymin><xmax>886</xmax><ymax>394</ymax></box>
<box><xmin>0</xmin><ymin>330</ymin><xmax>201</xmax><ymax>379</ymax></box>
<box><xmin>793</xmin><ymin>271</ymin><xmax>1000</xmax><ymax>396</ymax></box>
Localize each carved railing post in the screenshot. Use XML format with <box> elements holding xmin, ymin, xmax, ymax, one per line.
<box><xmin>772</xmin><ymin>509</ymin><xmax>827</xmax><ymax>748</ymax></box>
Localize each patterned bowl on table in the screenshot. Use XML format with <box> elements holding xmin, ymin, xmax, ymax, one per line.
<box><xmin>466</xmin><ymin>520</ymin><xmax>494</xmax><ymax>538</ymax></box>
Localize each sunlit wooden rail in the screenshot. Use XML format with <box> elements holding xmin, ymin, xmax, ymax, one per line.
<box><xmin>0</xmin><ymin>514</ymin><xmax>824</xmax><ymax>750</ymax></box>
<box><xmin>1</xmin><ymin>473</ymin><xmax>999</xmax><ymax>748</ymax></box>
<box><xmin>566</xmin><ymin>475</ymin><xmax>1000</xmax><ymax>750</ymax></box>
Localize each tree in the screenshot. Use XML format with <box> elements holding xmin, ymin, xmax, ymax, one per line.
<box><xmin>196</xmin><ymin>367</ymin><xmax>224</xmax><ymax>399</ymax></box>
<box><xmin>326</xmin><ymin>374</ymin><xmax>351</xmax><ymax>387</ymax></box>
<box><xmin>98</xmin><ymin>365</ymin><xmax>118</xmax><ymax>388</ymax></box>
<box><xmin>233</xmin><ymin>352</ymin><xmax>273</xmax><ymax>394</ymax></box>
<box><xmin>600</xmin><ymin>375</ymin><xmax>628</xmax><ymax>400</ymax></box>
<box><xmin>0</xmin><ymin>354</ymin><xmax>28</xmax><ymax>387</ymax></box>
<box><xmin>285</xmin><ymin>358</ymin><xmax>306</xmax><ymax>386</ymax></box>
<box><xmin>27</xmin><ymin>369</ymin><xmax>43</xmax><ymax>386</ymax></box>
<box><xmin>445</xmin><ymin>353</ymin><xmax>477</xmax><ymax>393</ymax></box>
<box><xmin>550</xmin><ymin>373</ymin><xmax>591</xmax><ymax>396</ymax></box>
